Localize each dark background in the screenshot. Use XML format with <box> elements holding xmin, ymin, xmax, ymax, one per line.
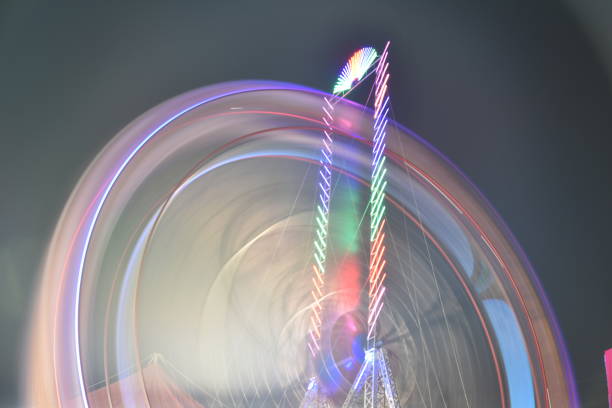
<box><xmin>1</xmin><ymin>1</ymin><xmax>611</xmax><ymax>406</ymax></box>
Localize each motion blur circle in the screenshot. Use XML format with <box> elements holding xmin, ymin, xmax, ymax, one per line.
<box><xmin>27</xmin><ymin>81</ymin><xmax>577</xmax><ymax>407</ymax></box>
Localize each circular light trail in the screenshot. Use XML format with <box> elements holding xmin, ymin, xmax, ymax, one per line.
<box><xmin>26</xmin><ymin>81</ymin><xmax>578</xmax><ymax>407</ymax></box>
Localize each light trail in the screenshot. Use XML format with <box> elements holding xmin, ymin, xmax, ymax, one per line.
<box><xmin>305</xmin><ymin>46</ymin><xmax>379</xmax><ymax>359</ymax></box>
<box><xmin>333</xmin><ymin>47</ymin><xmax>378</xmax><ymax>94</ymax></box>
<box><xmin>27</xmin><ymin>45</ymin><xmax>572</xmax><ymax>406</ymax></box>
<box><xmin>302</xmin><ymin>47</ymin><xmax>378</xmax><ymax>408</ymax></box>
<box><xmin>307</xmin><ymin>94</ymin><xmax>334</xmax><ymax>358</ymax></box>
<box><xmin>367</xmin><ymin>40</ymin><xmax>390</xmax><ymax>348</ymax></box>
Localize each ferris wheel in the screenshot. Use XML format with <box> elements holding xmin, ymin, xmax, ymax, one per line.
<box><xmin>27</xmin><ymin>44</ymin><xmax>577</xmax><ymax>408</ymax></box>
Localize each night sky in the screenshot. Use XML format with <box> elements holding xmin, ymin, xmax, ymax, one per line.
<box><xmin>1</xmin><ymin>1</ymin><xmax>611</xmax><ymax>406</ymax></box>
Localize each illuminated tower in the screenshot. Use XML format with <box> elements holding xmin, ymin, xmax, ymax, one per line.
<box><xmin>341</xmin><ymin>41</ymin><xmax>401</xmax><ymax>408</ymax></box>
<box><xmin>301</xmin><ymin>47</ymin><xmax>378</xmax><ymax>408</ymax></box>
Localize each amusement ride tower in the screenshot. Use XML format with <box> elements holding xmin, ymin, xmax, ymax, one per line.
<box><xmin>301</xmin><ymin>42</ymin><xmax>401</xmax><ymax>408</ymax></box>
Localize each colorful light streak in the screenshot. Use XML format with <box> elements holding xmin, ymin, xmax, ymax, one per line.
<box><xmin>333</xmin><ymin>47</ymin><xmax>378</xmax><ymax>94</ymax></box>
<box><xmin>306</xmin><ymin>46</ymin><xmax>378</xmax><ymax>358</ymax></box>
<box><xmin>339</xmin><ymin>41</ymin><xmax>401</xmax><ymax>408</ymax></box>
<box><xmin>307</xmin><ymin>94</ymin><xmax>334</xmax><ymax>359</ymax></box>
<box><xmin>303</xmin><ymin>46</ymin><xmax>381</xmax><ymax>407</ymax></box>
<box><xmin>304</xmin><ymin>42</ymin><xmax>398</xmax><ymax>408</ymax></box>
<box><xmin>367</xmin><ymin>41</ymin><xmax>390</xmax><ymax>347</ymax></box>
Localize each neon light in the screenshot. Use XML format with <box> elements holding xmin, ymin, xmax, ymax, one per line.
<box><xmin>302</xmin><ymin>46</ymin><xmax>379</xmax><ymax>408</ymax></box>
<box><xmin>367</xmin><ymin>41</ymin><xmax>391</xmax><ymax>347</ymax></box>
<box><xmin>303</xmin><ymin>43</ymin><xmax>394</xmax><ymax>408</ymax></box>
<box><xmin>333</xmin><ymin>47</ymin><xmax>378</xmax><ymax>94</ymax></box>
<box><xmin>306</xmin><ymin>94</ymin><xmax>334</xmax><ymax>356</ymax></box>
<box><xmin>307</xmin><ymin>47</ymin><xmax>377</xmax><ymax>357</ymax></box>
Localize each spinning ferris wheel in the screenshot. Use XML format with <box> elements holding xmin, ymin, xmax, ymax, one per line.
<box><xmin>27</xmin><ymin>43</ymin><xmax>578</xmax><ymax>408</ymax></box>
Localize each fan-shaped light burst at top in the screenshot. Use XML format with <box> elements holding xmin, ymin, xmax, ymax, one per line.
<box><xmin>333</xmin><ymin>47</ymin><xmax>378</xmax><ymax>94</ymax></box>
